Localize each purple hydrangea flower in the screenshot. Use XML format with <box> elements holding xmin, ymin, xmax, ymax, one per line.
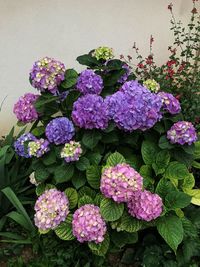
<box><xmin>72</xmin><ymin>204</ymin><xmax>106</xmax><ymax>243</ymax></box>
<box><xmin>100</xmin><ymin>163</ymin><xmax>143</xmax><ymax>203</ymax></box>
<box><xmin>34</xmin><ymin>189</ymin><xmax>69</xmax><ymax>231</ymax></box>
<box><xmin>167</xmin><ymin>121</ymin><xmax>197</xmax><ymax>145</ymax></box>
<box><xmin>158</xmin><ymin>92</ymin><xmax>181</xmax><ymax>114</ymax></box>
<box><xmin>28</xmin><ymin>138</ymin><xmax>50</xmax><ymax>158</ymax></box>
<box><xmin>45</xmin><ymin>117</ymin><xmax>75</xmax><ymax>145</ymax></box>
<box><xmin>127</xmin><ymin>190</ymin><xmax>163</xmax><ymax>221</ymax></box>
<box><xmin>106</xmin><ymin>80</ymin><xmax>162</xmax><ymax>131</ymax></box>
<box><xmin>118</xmin><ymin>64</ymin><xmax>131</xmax><ymax>84</ymax></box>
<box><xmin>13</xmin><ymin>93</ymin><xmax>39</xmax><ymax>123</ymax></box>
<box><xmin>72</xmin><ymin>94</ymin><xmax>109</xmax><ymax>129</ymax></box>
<box><xmin>30</xmin><ymin>57</ymin><xmax>65</xmax><ymax>94</ymax></box>
<box><xmin>14</xmin><ymin>133</ymin><xmax>37</xmax><ymax>158</ymax></box>
<box><xmin>61</xmin><ymin>141</ymin><xmax>82</xmax><ymax>163</ymax></box>
<box><xmin>77</xmin><ymin>69</ymin><xmax>103</xmax><ymax>95</ymax></box>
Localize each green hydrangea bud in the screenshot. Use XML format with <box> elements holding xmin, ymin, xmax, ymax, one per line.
<box><xmin>93</xmin><ymin>46</ymin><xmax>114</xmax><ymax>60</ymax></box>
<box><xmin>143</xmin><ymin>79</ymin><xmax>160</xmax><ymax>93</ymax></box>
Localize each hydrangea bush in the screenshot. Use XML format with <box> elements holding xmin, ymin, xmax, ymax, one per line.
<box><xmin>13</xmin><ymin>46</ymin><xmax>200</xmax><ymax>257</ymax></box>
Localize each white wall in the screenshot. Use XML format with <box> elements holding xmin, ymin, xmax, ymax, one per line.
<box><xmin>0</xmin><ymin>0</ymin><xmax>198</xmax><ymax>136</ymax></box>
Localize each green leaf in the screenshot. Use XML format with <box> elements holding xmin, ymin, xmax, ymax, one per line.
<box><xmin>76</xmin><ymin>157</ymin><xmax>90</xmax><ymax>171</ymax></box>
<box><xmin>111</xmin><ymin>231</ymin><xmax>138</xmax><ymax>248</ymax></box>
<box><xmin>153</xmin><ymin>150</ymin><xmax>170</xmax><ymax>175</ymax></box>
<box><xmin>78</xmin><ymin>195</ymin><xmax>94</xmax><ymax>207</ymax></box>
<box><xmin>88</xmin><ymin>233</ymin><xmax>110</xmax><ymax>256</ymax></box>
<box><xmin>157</xmin><ymin>215</ymin><xmax>183</xmax><ymax>252</ymax></box>
<box><xmin>106</xmin><ymin>152</ymin><xmax>126</xmax><ymax>166</ymax></box>
<box><xmin>71</xmin><ymin>171</ymin><xmax>86</xmax><ymax>189</ymax></box>
<box><xmin>156</xmin><ymin>178</ymin><xmax>177</xmax><ymax>199</ymax></box>
<box><xmin>159</xmin><ymin>135</ymin><xmax>173</xmax><ymax>149</ymax></box>
<box><xmin>61</xmin><ymin>69</ymin><xmax>78</xmax><ymax>89</ymax></box>
<box><xmin>194</xmin><ymin>141</ymin><xmax>200</xmax><ymax>159</ymax></box>
<box><xmin>6</xmin><ymin>211</ymin><xmax>31</xmax><ymax>231</ymax></box>
<box><xmin>165</xmin><ymin>191</ymin><xmax>191</xmax><ymax>209</ymax></box>
<box><xmin>139</xmin><ymin>165</ymin><xmax>154</xmax><ymax>188</ymax></box>
<box><xmin>42</xmin><ymin>151</ymin><xmax>56</xmax><ymax>166</ymax></box>
<box><xmin>164</xmin><ymin>161</ymin><xmax>190</xmax><ymax>180</ymax></box>
<box><xmin>86</xmin><ymin>152</ymin><xmax>102</xmax><ymax>165</ymax></box>
<box><xmin>78</xmin><ymin>186</ymin><xmax>96</xmax><ymax>199</ymax></box>
<box><xmin>54</xmin><ymin>165</ymin><xmax>74</xmax><ymax>184</ymax></box>
<box><xmin>104</xmin><ymin>69</ymin><xmax>126</xmax><ymax>86</ymax></box>
<box><xmin>118</xmin><ymin>211</ymin><xmax>143</xmax><ymax>233</ymax></box>
<box><xmin>76</xmin><ymin>54</ymin><xmax>99</xmax><ymax>67</ymax></box>
<box><xmin>65</xmin><ymin>188</ymin><xmax>78</xmax><ymax>209</ymax></box>
<box><xmin>31</xmin><ymin>126</ymin><xmax>45</xmax><ymax>137</ymax></box>
<box><xmin>141</xmin><ymin>141</ymin><xmax>159</xmax><ymax>165</ymax></box>
<box><xmin>86</xmin><ymin>166</ymin><xmax>101</xmax><ymax>189</ymax></box>
<box><xmin>184</xmin><ymin>189</ymin><xmax>200</xmax><ymax>206</ymax></box>
<box><xmin>36</xmin><ymin>183</ymin><xmax>56</xmax><ymax>196</ymax></box>
<box><xmin>182</xmin><ymin>144</ymin><xmax>195</xmax><ymax>155</ymax></box>
<box><xmin>82</xmin><ymin>131</ymin><xmax>102</xmax><ymax>149</ymax></box>
<box><xmin>35</xmin><ymin>167</ymin><xmax>49</xmax><ymax>182</ymax></box>
<box><xmin>192</xmin><ymin>160</ymin><xmax>200</xmax><ymax>169</ymax></box>
<box><xmin>34</xmin><ymin>94</ymin><xmax>58</xmax><ymax>110</ymax></box>
<box><xmin>100</xmin><ymin>198</ymin><xmax>124</xmax><ymax>222</ymax></box>
<box><xmin>182</xmin><ymin>173</ymin><xmax>195</xmax><ymax>190</ymax></box>
<box><xmin>54</xmin><ymin>215</ymin><xmax>75</xmax><ymax>241</ymax></box>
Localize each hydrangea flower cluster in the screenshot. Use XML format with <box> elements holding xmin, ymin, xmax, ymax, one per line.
<box><xmin>13</xmin><ymin>93</ymin><xmax>39</xmax><ymax>123</ymax></box>
<box><xmin>72</xmin><ymin>204</ymin><xmax>106</xmax><ymax>243</ymax></box>
<box><xmin>30</xmin><ymin>57</ymin><xmax>65</xmax><ymax>94</ymax></box>
<box><xmin>72</xmin><ymin>94</ymin><xmax>109</xmax><ymax>129</ymax></box>
<box><xmin>61</xmin><ymin>141</ymin><xmax>82</xmax><ymax>162</ymax></box>
<box><xmin>100</xmin><ymin>163</ymin><xmax>143</xmax><ymax>203</ymax></box>
<box><xmin>29</xmin><ymin>172</ymin><xmax>40</xmax><ymax>186</ymax></box>
<box><xmin>158</xmin><ymin>92</ymin><xmax>181</xmax><ymax>114</ymax></box>
<box><xmin>76</xmin><ymin>69</ymin><xmax>103</xmax><ymax>95</ymax></box>
<box><xmin>143</xmin><ymin>79</ymin><xmax>160</xmax><ymax>93</ymax></box>
<box><xmin>93</xmin><ymin>46</ymin><xmax>114</xmax><ymax>60</ymax></box>
<box><xmin>127</xmin><ymin>190</ymin><xmax>163</xmax><ymax>221</ymax></box>
<box><xmin>167</xmin><ymin>121</ymin><xmax>197</xmax><ymax>145</ymax></box>
<box><xmin>34</xmin><ymin>189</ymin><xmax>69</xmax><ymax>231</ymax></box>
<box><xmin>118</xmin><ymin>64</ymin><xmax>131</xmax><ymax>84</ymax></box>
<box><xmin>28</xmin><ymin>139</ymin><xmax>50</xmax><ymax>158</ymax></box>
<box><xmin>45</xmin><ymin>117</ymin><xmax>75</xmax><ymax>145</ymax></box>
<box><xmin>106</xmin><ymin>81</ymin><xmax>162</xmax><ymax>131</ymax></box>
<box><xmin>14</xmin><ymin>133</ymin><xmax>37</xmax><ymax>158</ymax></box>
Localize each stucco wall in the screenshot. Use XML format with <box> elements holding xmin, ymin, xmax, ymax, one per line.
<box><xmin>0</xmin><ymin>0</ymin><xmax>198</xmax><ymax>136</ymax></box>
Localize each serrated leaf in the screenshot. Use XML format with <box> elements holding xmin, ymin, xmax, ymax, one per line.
<box><xmin>31</xmin><ymin>126</ymin><xmax>45</xmax><ymax>137</ymax></box>
<box><xmin>157</xmin><ymin>215</ymin><xmax>183</xmax><ymax>252</ymax></box>
<box><xmin>61</xmin><ymin>69</ymin><xmax>78</xmax><ymax>89</ymax></box>
<box><xmin>111</xmin><ymin>231</ymin><xmax>138</xmax><ymax>249</ymax></box>
<box><xmin>106</xmin><ymin>152</ymin><xmax>126</xmax><ymax>166</ymax></box>
<box><xmin>118</xmin><ymin>212</ymin><xmax>143</xmax><ymax>233</ymax></box>
<box><xmin>35</xmin><ymin>183</ymin><xmax>56</xmax><ymax>196</ymax></box>
<box><xmin>86</xmin><ymin>152</ymin><xmax>102</xmax><ymax>165</ymax></box>
<box><xmin>78</xmin><ymin>195</ymin><xmax>94</xmax><ymax>207</ymax></box>
<box><xmin>165</xmin><ymin>191</ymin><xmax>191</xmax><ymax>209</ymax></box>
<box><xmin>156</xmin><ymin>178</ymin><xmax>177</xmax><ymax>199</ymax></box>
<box><xmin>182</xmin><ymin>173</ymin><xmax>195</xmax><ymax>190</ymax></box>
<box><xmin>158</xmin><ymin>135</ymin><xmax>173</xmax><ymax>149</ymax></box>
<box><xmin>76</xmin><ymin>157</ymin><xmax>90</xmax><ymax>171</ymax></box>
<box><xmin>71</xmin><ymin>171</ymin><xmax>86</xmax><ymax>189</ymax></box>
<box><xmin>35</xmin><ymin>167</ymin><xmax>49</xmax><ymax>182</ymax></box>
<box><xmin>164</xmin><ymin>161</ymin><xmax>190</xmax><ymax>180</ymax></box>
<box><xmin>139</xmin><ymin>165</ymin><xmax>154</xmax><ymax>188</ymax></box>
<box><xmin>78</xmin><ymin>186</ymin><xmax>96</xmax><ymax>199</ymax></box>
<box><xmin>54</xmin><ymin>165</ymin><xmax>74</xmax><ymax>184</ymax></box>
<box><xmin>86</xmin><ymin>165</ymin><xmax>101</xmax><ymax>189</ymax></box>
<box><xmin>153</xmin><ymin>150</ymin><xmax>170</xmax><ymax>175</ymax></box>
<box><xmin>141</xmin><ymin>141</ymin><xmax>159</xmax><ymax>165</ymax></box>
<box><xmin>65</xmin><ymin>188</ymin><xmax>78</xmax><ymax>209</ymax></box>
<box><xmin>54</xmin><ymin>215</ymin><xmax>74</xmax><ymax>241</ymax></box>
<box><xmin>192</xmin><ymin>160</ymin><xmax>200</xmax><ymax>169</ymax></box>
<box><xmin>42</xmin><ymin>151</ymin><xmax>56</xmax><ymax>166</ymax></box>
<box><xmin>76</xmin><ymin>54</ymin><xmax>99</xmax><ymax>67</ymax></box>
<box><xmin>100</xmin><ymin>198</ymin><xmax>124</xmax><ymax>222</ymax></box>
<box><xmin>88</xmin><ymin>233</ymin><xmax>110</xmax><ymax>256</ymax></box>
<box><xmin>184</xmin><ymin>189</ymin><xmax>200</xmax><ymax>206</ymax></box>
<box><xmin>82</xmin><ymin>131</ymin><xmax>102</xmax><ymax>149</ymax></box>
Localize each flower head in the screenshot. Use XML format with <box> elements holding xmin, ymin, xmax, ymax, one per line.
<box><xmin>100</xmin><ymin>163</ymin><xmax>143</xmax><ymax>203</ymax></box>
<box><xmin>14</xmin><ymin>133</ymin><xmax>37</xmax><ymax>158</ymax></box>
<box><xmin>167</xmin><ymin>121</ymin><xmax>197</xmax><ymax>145</ymax></box>
<box><xmin>158</xmin><ymin>92</ymin><xmax>181</xmax><ymax>114</ymax></box>
<box><xmin>118</xmin><ymin>64</ymin><xmax>131</xmax><ymax>84</ymax></box>
<box><xmin>28</xmin><ymin>138</ymin><xmax>50</xmax><ymax>158</ymax></box>
<box><xmin>106</xmin><ymin>80</ymin><xmax>162</xmax><ymax>131</ymax></box>
<box><xmin>45</xmin><ymin>117</ymin><xmax>75</xmax><ymax>145</ymax></box>
<box><xmin>34</xmin><ymin>189</ymin><xmax>69</xmax><ymax>231</ymax></box>
<box><xmin>77</xmin><ymin>69</ymin><xmax>103</xmax><ymax>95</ymax></box>
<box><xmin>72</xmin><ymin>204</ymin><xmax>106</xmax><ymax>243</ymax></box>
<box><xmin>30</xmin><ymin>57</ymin><xmax>65</xmax><ymax>94</ymax></box>
<box><xmin>13</xmin><ymin>93</ymin><xmax>39</xmax><ymax>123</ymax></box>
<box><xmin>29</xmin><ymin>172</ymin><xmax>40</xmax><ymax>186</ymax></box>
<box><xmin>93</xmin><ymin>46</ymin><xmax>114</xmax><ymax>61</ymax></box>
<box><xmin>72</xmin><ymin>94</ymin><xmax>109</xmax><ymax>129</ymax></box>
<box><xmin>61</xmin><ymin>141</ymin><xmax>82</xmax><ymax>162</ymax></box>
<box><xmin>143</xmin><ymin>79</ymin><xmax>160</xmax><ymax>93</ymax></box>
<box><xmin>127</xmin><ymin>190</ymin><xmax>163</xmax><ymax>221</ymax></box>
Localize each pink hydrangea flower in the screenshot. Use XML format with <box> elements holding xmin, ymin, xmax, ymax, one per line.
<box><xmin>72</xmin><ymin>204</ymin><xmax>106</xmax><ymax>243</ymax></box>
<box><xmin>127</xmin><ymin>190</ymin><xmax>163</xmax><ymax>221</ymax></box>
<box><xmin>100</xmin><ymin>163</ymin><xmax>143</xmax><ymax>203</ymax></box>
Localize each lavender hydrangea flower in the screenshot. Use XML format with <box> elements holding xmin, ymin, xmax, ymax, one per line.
<box><xmin>118</xmin><ymin>64</ymin><xmax>131</xmax><ymax>84</ymax></box>
<box><xmin>72</xmin><ymin>204</ymin><xmax>106</xmax><ymax>243</ymax></box>
<box><xmin>93</xmin><ymin>46</ymin><xmax>114</xmax><ymax>60</ymax></box>
<box><xmin>106</xmin><ymin>80</ymin><xmax>162</xmax><ymax>131</ymax></box>
<box><xmin>45</xmin><ymin>117</ymin><xmax>75</xmax><ymax>145</ymax></box>
<box><xmin>100</xmin><ymin>163</ymin><xmax>143</xmax><ymax>203</ymax></box>
<box><xmin>13</xmin><ymin>93</ymin><xmax>39</xmax><ymax>123</ymax></box>
<box><xmin>34</xmin><ymin>189</ymin><xmax>69</xmax><ymax>231</ymax></box>
<box><xmin>127</xmin><ymin>190</ymin><xmax>163</xmax><ymax>221</ymax></box>
<box><xmin>61</xmin><ymin>141</ymin><xmax>82</xmax><ymax>163</ymax></box>
<box><xmin>30</xmin><ymin>57</ymin><xmax>65</xmax><ymax>94</ymax></box>
<box><xmin>72</xmin><ymin>94</ymin><xmax>109</xmax><ymax>129</ymax></box>
<box><xmin>167</xmin><ymin>121</ymin><xmax>197</xmax><ymax>145</ymax></box>
<box><xmin>77</xmin><ymin>69</ymin><xmax>103</xmax><ymax>95</ymax></box>
<box><xmin>143</xmin><ymin>79</ymin><xmax>160</xmax><ymax>93</ymax></box>
<box><xmin>158</xmin><ymin>92</ymin><xmax>181</xmax><ymax>114</ymax></box>
<box><xmin>28</xmin><ymin>139</ymin><xmax>50</xmax><ymax>158</ymax></box>
<box><xmin>14</xmin><ymin>133</ymin><xmax>37</xmax><ymax>158</ymax></box>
